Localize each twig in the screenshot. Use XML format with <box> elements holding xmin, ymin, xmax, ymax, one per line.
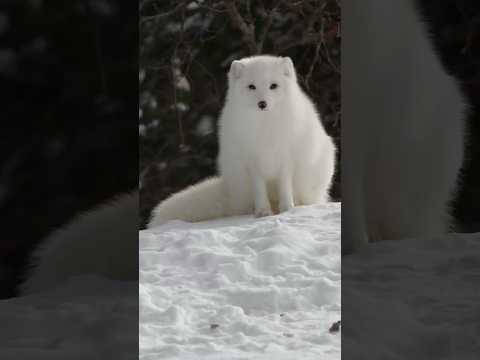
<box><xmin>225</xmin><ymin>0</ymin><xmax>258</xmax><ymax>54</ymax></box>
<box><xmin>258</xmin><ymin>4</ymin><xmax>278</xmax><ymax>53</ymax></box>
<box><xmin>193</xmin><ymin>59</ymin><xmax>221</xmax><ymax>105</ymax></box>
<box><xmin>320</xmin><ymin>21</ymin><xmax>340</xmax><ymax>74</ymax></box>
<box><xmin>170</xmin><ymin>4</ymin><xmax>187</xmax><ymax>148</ymax></box>
<box><xmin>140</xmin><ymin>2</ymin><xmax>186</xmax><ymax>24</ymax></box>
<box><xmin>306</xmin><ymin>0</ymin><xmax>327</xmax><ymax>34</ymax></box>
<box><xmin>305</xmin><ymin>41</ymin><xmax>322</xmax><ymax>90</ymax></box>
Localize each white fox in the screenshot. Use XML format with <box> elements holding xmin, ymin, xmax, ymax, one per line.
<box><xmin>148</xmin><ymin>55</ymin><xmax>336</xmax><ymax>227</ymax></box>
<box><xmin>342</xmin><ymin>0</ymin><xmax>466</xmax><ymax>253</ymax></box>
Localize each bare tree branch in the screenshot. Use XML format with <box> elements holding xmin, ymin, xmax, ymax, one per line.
<box><xmin>319</xmin><ymin>18</ymin><xmax>340</xmax><ymax>74</ymax></box>
<box><xmin>170</xmin><ymin>4</ymin><xmax>187</xmax><ymax>148</ymax></box>
<box><xmin>224</xmin><ymin>0</ymin><xmax>258</xmax><ymax>54</ymax></box>
<box><xmin>305</xmin><ymin>42</ymin><xmax>322</xmax><ymax>90</ymax></box>
<box><xmin>258</xmin><ymin>4</ymin><xmax>278</xmax><ymax>53</ymax></box>
<box><xmin>140</xmin><ymin>1</ymin><xmax>187</xmax><ymax>24</ymax></box>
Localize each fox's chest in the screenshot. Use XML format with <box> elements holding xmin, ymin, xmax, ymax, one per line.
<box><xmin>247</xmin><ymin>138</ymin><xmax>291</xmax><ymax>179</ymax></box>
<box><xmin>235</xmin><ymin>115</ymin><xmax>296</xmax><ymax>178</ymax></box>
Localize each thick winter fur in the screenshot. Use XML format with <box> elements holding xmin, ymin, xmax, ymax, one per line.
<box><xmin>148</xmin><ymin>55</ymin><xmax>335</xmax><ymax>228</ymax></box>
<box><xmin>21</xmin><ymin>192</ymin><xmax>138</xmax><ymax>295</ymax></box>
<box><xmin>342</xmin><ymin>0</ymin><xmax>466</xmax><ymax>253</ymax></box>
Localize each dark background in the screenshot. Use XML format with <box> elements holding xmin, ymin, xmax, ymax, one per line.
<box><xmin>0</xmin><ymin>1</ymin><xmax>137</xmax><ymax>298</ymax></box>
<box><xmin>416</xmin><ymin>0</ymin><xmax>480</xmax><ymax>231</ymax></box>
<box><xmin>139</xmin><ymin>0</ymin><xmax>341</xmax><ymax>229</ymax></box>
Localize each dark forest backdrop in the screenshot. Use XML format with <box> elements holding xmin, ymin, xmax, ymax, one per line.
<box><xmin>139</xmin><ymin>0</ymin><xmax>342</xmax><ymax>229</ymax></box>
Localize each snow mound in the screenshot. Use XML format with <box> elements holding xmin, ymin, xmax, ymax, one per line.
<box><xmin>343</xmin><ymin>233</ymin><xmax>480</xmax><ymax>359</ymax></box>
<box><xmin>140</xmin><ymin>203</ymin><xmax>341</xmax><ymax>360</ymax></box>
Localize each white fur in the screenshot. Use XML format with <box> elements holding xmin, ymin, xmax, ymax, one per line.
<box><xmin>21</xmin><ymin>192</ymin><xmax>138</xmax><ymax>295</ymax></box>
<box><xmin>148</xmin><ymin>177</ymin><xmax>226</xmax><ymax>226</ymax></box>
<box><xmin>148</xmin><ymin>55</ymin><xmax>335</xmax><ymax>227</ymax></box>
<box><xmin>342</xmin><ymin>0</ymin><xmax>466</xmax><ymax>253</ymax></box>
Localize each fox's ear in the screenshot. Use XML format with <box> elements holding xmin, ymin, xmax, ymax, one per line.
<box><xmin>281</xmin><ymin>57</ymin><xmax>295</xmax><ymax>77</ymax></box>
<box><xmin>230</xmin><ymin>60</ymin><xmax>245</xmax><ymax>79</ymax></box>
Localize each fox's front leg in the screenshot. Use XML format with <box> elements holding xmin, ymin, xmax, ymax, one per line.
<box><xmin>278</xmin><ymin>166</ymin><xmax>294</xmax><ymax>213</ymax></box>
<box><xmin>251</xmin><ymin>171</ymin><xmax>273</xmax><ymax>217</ymax></box>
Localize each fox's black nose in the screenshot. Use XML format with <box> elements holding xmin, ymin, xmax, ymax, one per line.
<box><xmin>258</xmin><ymin>101</ymin><xmax>267</xmax><ymax>110</ymax></box>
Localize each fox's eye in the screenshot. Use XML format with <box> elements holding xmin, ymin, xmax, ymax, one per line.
<box><xmin>248</xmin><ymin>84</ymin><xmax>256</xmax><ymax>90</ymax></box>
<box><xmin>270</xmin><ymin>83</ymin><xmax>278</xmax><ymax>90</ymax></box>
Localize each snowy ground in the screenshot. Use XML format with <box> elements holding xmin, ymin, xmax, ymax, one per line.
<box><xmin>140</xmin><ymin>203</ymin><xmax>341</xmax><ymax>360</ymax></box>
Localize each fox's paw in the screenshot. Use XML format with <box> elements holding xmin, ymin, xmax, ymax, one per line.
<box><xmin>254</xmin><ymin>207</ymin><xmax>273</xmax><ymax>218</ymax></box>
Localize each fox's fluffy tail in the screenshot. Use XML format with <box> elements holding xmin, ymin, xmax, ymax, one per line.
<box><xmin>147</xmin><ymin>177</ymin><xmax>228</xmax><ymax>228</ymax></box>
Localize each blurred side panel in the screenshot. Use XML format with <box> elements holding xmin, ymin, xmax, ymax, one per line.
<box><xmin>342</xmin><ymin>0</ymin><xmax>480</xmax><ymax>358</ymax></box>
<box><xmin>0</xmin><ymin>1</ymin><xmax>138</xmax><ymax>359</ymax></box>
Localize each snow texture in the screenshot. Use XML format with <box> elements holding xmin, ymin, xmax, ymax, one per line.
<box><xmin>140</xmin><ymin>203</ymin><xmax>341</xmax><ymax>360</ymax></box>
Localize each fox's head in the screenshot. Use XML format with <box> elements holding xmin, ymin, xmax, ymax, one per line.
<box><xmin>227</xmin><ymin>55</ymin><xmax>297</xmax><ymax>112</ymax></box>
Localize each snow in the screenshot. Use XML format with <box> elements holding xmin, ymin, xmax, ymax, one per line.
<box><xmin>342</xmin><ymin>232</ymin><xmax>480</xmax><ymax>359</ymax></box>
<box><xmin>140</xmin><ymin>203</ymin><xmax>341</xmax><ymax>360</ymax></box>
<box><xmin>195</xmin><ymin>115</ymin><xmax>214</xmax><ymax>136</ymax></box>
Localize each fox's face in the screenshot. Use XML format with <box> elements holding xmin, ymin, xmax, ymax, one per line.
<box><xmin>228</xmin><ymin>56</ymin><xmax>296</xmax><ymax>112</ymax></box>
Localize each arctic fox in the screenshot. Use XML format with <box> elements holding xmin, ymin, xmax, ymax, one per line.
<box><xmin>342</xmin><ymin>0</ymin><xmax>466</xmax><ymax>253</ymax></box>
<box><xmin>148</xmin><ymin>55</ymin><xmax>336</xmax><ymax>227</ymax></box>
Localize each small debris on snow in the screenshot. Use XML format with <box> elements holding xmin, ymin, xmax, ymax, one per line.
<box><xmin>329</xmin><ymin>320</ymin><xmax>341</xmax><ymax>333</ymax></box>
